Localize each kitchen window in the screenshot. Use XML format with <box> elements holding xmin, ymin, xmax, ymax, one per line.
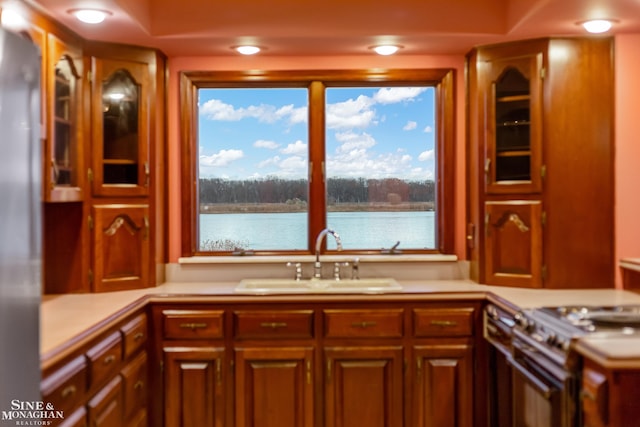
<box><xmin>179</xmin><ymin>69</ymin><xmax>455</xmax><ymax>256</ymax></box>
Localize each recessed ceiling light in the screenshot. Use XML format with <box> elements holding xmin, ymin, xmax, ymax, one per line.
<box><xmin>0</xmin><ymin>9</ymin><xmax>27</xmax><ymax>30</ymax></box>
<box><xmin>69</xmin><ymin>9</ymin><xmax>111</xmax><ymax>24</ymax></box>
<box><xmin>371</xmin><ymin>45</ymin><xmax>401</xmax><ymax>56</ymax></box>
<box><xmin>235</xmin><ymin>45</ymin><xmax>261</xmax><ymax>55</ymax></box>
<box><xmin>580</xmin><ymin>19</ymin><xmax>615</xmax><ymax>34</ymax></box>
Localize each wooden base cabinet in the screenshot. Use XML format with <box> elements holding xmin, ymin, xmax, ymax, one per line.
<box><xmin>235</xmin><ymin>347</ymin><xmax>315</xmax><ymax>427</ymax></box>
<box><xmin>413</xmin><ymin>343</ymin><xmax>474</xmax><ymax>427</ymax></box>
<box><xmin>324</xmin><ymin>347</ymin><xmax>404</xmax><ymax>427</ymax></box>
<box><xmin>581</xmin><ymin>358</ymin><xmax>640</xmax><ymax>427</ymax></box>
<box><xmin>41</xmin><ymin>311</ymin><xmax>149</xmax><ymax>427</ymax></box>
<box><xmin>163</xmin><ymin>347</ymin><xmax>226</xmax><ymax>427</ymax></box>
<box><xmin>151</xmin><ymin>301</ymin><xmax>483</xmax><ymax>427</ymax></box>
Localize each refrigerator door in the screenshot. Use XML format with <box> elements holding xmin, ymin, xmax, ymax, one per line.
<box><xmin>0</xmin><ymin>28</ymin><xmax>42</xmax><ymax>416</ymax></box>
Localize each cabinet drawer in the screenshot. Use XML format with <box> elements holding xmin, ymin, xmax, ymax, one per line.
<box><xmin>121</xmin><ymin>352</ymin><xmax>148</xmax><ymax>418</ymax></box>
<box><xmin>87</xmin><ymin>375</ymin><xmax>123</xmax><ymax>427</ymax></box>
<box><xmin>58</xmin><ymin>406</ymin><xmax>87</xmax><ymax>427</ymax></box>
<box><xmin>41</xmin><ymin>355</ymin><xmax>87</xmax><ymax>416</ymax></box>
<box><xmin>126</xmin><ymin>409</ymin><xmax>147</xmax><ymax>427</ymax></box>
<box><xmin>324</xmin><ymin>309</ymin><xmax>403</xmax><ymax>338</ymax></box>
<box><xmin>234</xmin><ymin>310</ymin><xmax>314</xmax><ymax>339</ymax></box>
<box><xmin>86</xmin><ymin>331</ymin><xmax>123</xmax><ymax>388</ymax></box>
<box><xmin>413</xmin><ymin>308</ymin><xmax>475</xmax><ymax>337</ymax></box>
<box><xmin>121</xmin><ymin>313</ymin><xmax>147</xmax><ymax>359</ymax></box>
<box><xmin>163</xmin><ymin>310</ymin><xmax>224</xmax><ymax>339</ymax></box>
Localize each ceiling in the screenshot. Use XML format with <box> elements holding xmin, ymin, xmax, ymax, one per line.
<box><xmin>14</xmin><ymin>0</ymin><xmax>640</xmax><ymax>56</ymax></box>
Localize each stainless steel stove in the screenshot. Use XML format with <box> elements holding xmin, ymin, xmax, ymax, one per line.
<box><xmin>537</xmin><ymin>305</ymin><xmax>640</xmax><ymax>334</ymax></box>
<box><xmin>484</xmin><ymin>303</ymin><xmax>640</xmax><ymax>427</ymax></box>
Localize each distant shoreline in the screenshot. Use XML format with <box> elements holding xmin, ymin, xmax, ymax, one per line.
<box><xmin>200</xmin><ymin>202</ymin><xmax>434</xmax><ymax>214</ymax></box>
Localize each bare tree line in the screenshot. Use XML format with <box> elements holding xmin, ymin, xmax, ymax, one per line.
<box><xmin>199</xmin><ymin>177</ymin><xmax>435</xmax><ymax>204</ymax></box>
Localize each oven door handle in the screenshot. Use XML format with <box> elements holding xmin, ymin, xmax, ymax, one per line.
<box><xmin>508</xmin><ymin>357</ymin><xmax>554</xmax><ymax>399</ymax></box>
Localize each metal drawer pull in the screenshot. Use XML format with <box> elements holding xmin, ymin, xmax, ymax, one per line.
<box><xmin>351</xmin><ymin>321</ymin><xmax>377</xmax><ymax>328</ymax></box>
<box><xmin>179</xmin><ymin>322</ymin><xmax>208</xmax><ymax>330</ymax></box>
<box><xmin>430</xmin><ymin>320</ymin><xmax>458</xmax><ymax>327</ymax></box>
<box><xmin>134</xmin><ymin>380</ymin><xmax>144</xmax><ymax>390</ymax></box>
<box><xmin>61</xmin><ymin>385</ymin><xmax>76</xmax><ymax>398</ymax></box>
<box><xmin>260</xmin><ymin>322</ymin><xmax>288</xmax><ymax>329</ymax></box>
<box><xmin>580</xmin><ymin>389</ymin><xmax>596</xmax><ymax>401</ymax></box>
<box><xmin>103</xmin><ymin>355</ymin><xmax>115</xmax><ymax>365</ymax></box>
<box><xmin>133</xmin><ymin>332</ymin><xmax>144</xmax><ymax>341</ymax></box>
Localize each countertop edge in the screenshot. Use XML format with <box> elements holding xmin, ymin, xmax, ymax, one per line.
<box><xmin>40</xmin><ymin>282</ymin><xmax>640</xmax><ymax>371</ymax></box>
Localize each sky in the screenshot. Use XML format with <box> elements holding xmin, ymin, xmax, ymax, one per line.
<box><xmin>198</xmin><ymin>86</ymin><xmax>436</xmax><ymax>181</ymax></box>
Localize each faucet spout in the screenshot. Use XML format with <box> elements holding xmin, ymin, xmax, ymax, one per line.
<box><xmin>314</xmin><ymin>228</ymin><xmax>342</xmax><ymax>279</ymax></box>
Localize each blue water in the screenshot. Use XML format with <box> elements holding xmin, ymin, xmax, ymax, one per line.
<box><xmin>199</xmin><ymin>211</ymin><xmax>435</xmax><ymax>251</ymax></box>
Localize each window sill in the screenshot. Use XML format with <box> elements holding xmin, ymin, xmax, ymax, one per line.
<box><xmin>178</xmin><ymin>254</ymin><xmax>457</xmax><ymax>264</ymax></box>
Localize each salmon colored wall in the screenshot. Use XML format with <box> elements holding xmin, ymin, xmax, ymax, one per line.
<box><xmin>166</xmin><ymin>55</ymin><xmax>467</xmax><ymax>262</ymax></box>
<box><xmin>167</xmin><ymin>39</ymin><xmax>640</xmax><ymax>284</ymax></box>
<box><xmin>615</xmin><ymin>34</ymin><xmax>640</xmax><ymax>287</ymax></box>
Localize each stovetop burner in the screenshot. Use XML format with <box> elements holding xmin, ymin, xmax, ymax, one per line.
<box><xmin>537</xmin><ymin>305</ymin><xmax>640</xmax><ymax>333</ymax></box>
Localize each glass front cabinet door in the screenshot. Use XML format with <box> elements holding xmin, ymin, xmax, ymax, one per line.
<box><xmin>91</xmin><ymin>58</ymin><xmax>150</xmax><ymax>197</ymax></box>
<box><xmin>484</xmin><ymin>53</ymin><xmax>543</xmax><ymax>194</ymax></box>
<box><xmin>46</xmin><ymin>34</ymin><xmax>83</xmax><ymax>202</ymax></box>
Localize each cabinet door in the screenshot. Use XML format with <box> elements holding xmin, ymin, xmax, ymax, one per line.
<box><xmin>91</xmin><ymin>204</ymin><xmax>149</xmax><ymax>292</ymax></box>
<box><xmin>46</xmin><ymin>34</ymin><xmax>84</xmax><ymax>202</ymax></box>
<box><xmin>413</xmin><ymin>343</ymin><xmax>474</xmax><ymax>427</ymax></box>
<box><xmin>484</xmin><ymin>53</ymin><xmax>543</xmax><ymax>194</ymax></box>
<box><xmin>235</xmin><ymin>347</ymin><xmax>314</xmax><ymax>427</ymax></box>
<box><xmin>91</xmin><ymin>57</ymin><xmax>150</xmax><ymax>197</ymax></box>
<box><xmin>484</xmin><ymin>201</ymin><xmax>542</xmax><ymax>287</ymax></box>
<box><xmin>163</xmin><ymin>347</ymin><xmax>225</xmax><ymax>427</ymax></box>
<box><xmin>87</xmin><ymin>376</ymin><xmax>124</xmax><ymax>427</ymax></box>
<box><xmin>324</xmin><ymin>346</ymin><xmax>403</xmax><ymax>427</ymax></box>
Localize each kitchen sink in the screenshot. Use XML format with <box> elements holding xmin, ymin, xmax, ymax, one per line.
<box><xmin>234</xmin><ymin>277</ymin><xmax>402</xmax><ymax>295</ymax></box>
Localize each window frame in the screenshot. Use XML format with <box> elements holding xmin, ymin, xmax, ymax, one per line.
<box><xmin>180</xmin><ymin>69</ymin><xmax>456</xmax><ymax>256</ymax></box>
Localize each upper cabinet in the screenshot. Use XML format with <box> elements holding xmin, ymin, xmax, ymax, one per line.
<box><xmin>45</xmin><ymin>33</ymin><xmax>84</xmax><ymax>202</ymax></box>
<box><xmin>91</xmin><ymin>58</ymin><xmax>150</xmax><ymax>197</ymax></box>
<box><xmin>467</xmin><ymin>37</ymin><xmax>615</xmax><ymax>289</ymax></box>
<box><xmin>485</xmin><ymin>54</ymin><xmax>543</xmax><ymax>194</ymax></box>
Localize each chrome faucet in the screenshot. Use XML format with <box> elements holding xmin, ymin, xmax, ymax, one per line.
<box><xmin>314</xmin><ymin>228</ymin><xmax>342</xmax><ymax>279</ymax></box>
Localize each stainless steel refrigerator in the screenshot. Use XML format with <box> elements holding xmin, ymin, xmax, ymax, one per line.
<box><xmin>0</xmin><ymin>27</ymin><xmax>42</xmax><ymax>421</ymax></box>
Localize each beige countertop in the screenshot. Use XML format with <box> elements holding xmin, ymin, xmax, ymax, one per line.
<box><xmin>620</xmin><ymin>258</ymin><xmax>640</xmax><ymax>273</ymax></box>
<box><xmin>41</xmin><ymin>280</ymin><xmax>640</xmax><ymax>370</ymax></box>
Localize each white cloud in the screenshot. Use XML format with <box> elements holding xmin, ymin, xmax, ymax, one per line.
<box><xmin>199</xmin><ymin>149</ymin><xmax>244</xmax><ymax>167</ymax></box>
<box><xmin>258</xmin><ymin>156</ymin><xmax>281</xmax><ymax>168</ymax></box>
<box><xmin>276</xmin><ymin>104</ymin><xmax>308</xmax><ymax>125</ymax></box>
<box><xmin>373</xmin><ymin>87</ymin><xmax>427</xmax><ymax>104</ymax></box>
<box><xmin>281</xmin><ymin>140</ymin><xmax>307</xmax><ymax>155</ymax></box>
<box><xmin>326</xmin><ymin>95</ymin><xmax>376</xmax><ymax>129</ymax></box>
<box><xmin>335</xmin><ymin>131</ymin><xmax>376</xmax><ymax>154</ymax></box>
<box><xmin>403</xmin><ymin>121</ymin><xmax>417</xmax><ymax>131</ymax></box>
<box><xmin>325</xmin><ymin>131</ymin><xmax>433</xmax><ymax>179</ymax></box>
<box><xmin>257</xmin><ymin>154</ymin><xmax>306</xmax><ymax>178</ymax></box>
<box><xmin>418</xmin><ymin>149</ymin><xmax>435</xmax><ymax>161</ymax></box>
<box><xmin>254</xmin><ymin>139</ymin><xmax>279</xmax><ymax>149</ymax></box>
<box><xmin>279</xmin><ymin>156</ymin><xmax>307</xmax><ymax>171</ymax></box>
<box><xmin>200</xmin><ymin>99</ymin><xmax>307</xmax><ymax>125</ymax></box>
<box><xmin>423</xmin><ymin>125</ymin><xmax>433</xmax><ymax>133</ymax></box>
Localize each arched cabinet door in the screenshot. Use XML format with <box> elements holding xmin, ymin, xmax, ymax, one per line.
<box><xmin>483</xmin><ymin>52</ymin><xmax>543</xmax><ymax>195</ymax></box>
<box><xmin>91</xmin><ymin>58</ymin><xmax>150</xmax><ymax>197</ymax></box>
<box><xmin>91</xmin><ymin>204</ymin><xmax>150</xmax><ymax>292</ymax></box>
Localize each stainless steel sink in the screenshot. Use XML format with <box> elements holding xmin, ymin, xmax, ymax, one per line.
<box><xmin>234</xmin><ymin>277</ymin><xmax>402</xmax><ymax>294</ymax></box>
